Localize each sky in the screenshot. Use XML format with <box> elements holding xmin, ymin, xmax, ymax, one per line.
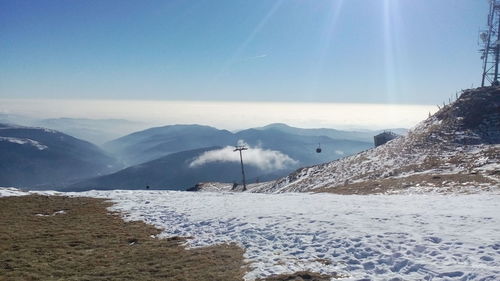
<box><xmin>0</xmin><ymin>0</ymin><xmax>489</xmax><ymax>129</ymax></box>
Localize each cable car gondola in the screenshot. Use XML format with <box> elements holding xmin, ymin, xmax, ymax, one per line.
<box><xmin>316</xmin><ymin>143</ymin><xmax>322</xmax><ymax>153</ymax></box>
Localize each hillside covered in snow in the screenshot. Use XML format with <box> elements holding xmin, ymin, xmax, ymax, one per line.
<box><xmin>196</xmin><ymin>87</ymin><xmax>500</xmax><ymax>194</ymax></box>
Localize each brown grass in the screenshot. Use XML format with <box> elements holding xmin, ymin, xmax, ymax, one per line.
<box><xmin>256</xmin><ymin>271</ymin><xmax>344</xmax><ymax>281</ymax></box>
<box><xmin>0</xmin><ymin>195</ymin><xmax>246</xmax><ymax>281</ymax></box>
<box><xmin>0</xmin><ymin>195</ymin><xmax>333</xmax><ymax>281</ymax></box>
<box><xmin>316</xmin><ymin>173</ymin><xmax>496</xmax><ymax>195</ymax></box>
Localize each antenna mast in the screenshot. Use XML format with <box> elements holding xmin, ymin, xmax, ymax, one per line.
<box><xmin>480</xmin><ymin>0</ymin><xmax>500</xmax><ymax>86</ymax></box>
<box><xmin>233</xmin><ymin>145</ymin><xmax>248</xmax><ymax>191</ymax></box>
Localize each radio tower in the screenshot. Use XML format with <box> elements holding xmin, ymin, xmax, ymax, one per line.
<box><xmin>480</xmin><ymin>0</ymin><xmax>500</xmax><ymax>86</ymax></box>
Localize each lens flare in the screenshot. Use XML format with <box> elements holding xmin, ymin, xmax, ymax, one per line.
<box><xmin>306</xmin><ymin>0</ymin><xmax>345</xmax><ymax>97</ymax></box>
<box><xmin>382</xmin><ymin>0</ymin><xmax>404</xmax><ymax>106</ymax></box>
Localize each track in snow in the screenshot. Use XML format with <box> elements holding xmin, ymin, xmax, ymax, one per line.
<box><xmin>84</xmin><ymin>190</ymin><xmax>500</xmax><ymax>280</ymax></box>
<box><xmin>2</xmin><ymin>188</ymin><xmax>499</xmax><ymax>280</ymax></box>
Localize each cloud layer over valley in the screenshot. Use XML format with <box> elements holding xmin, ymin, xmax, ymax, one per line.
<box><xmin>189</xmin><ymin>141</ymin><xmax>298</xmax><ymax>171</ymax></box>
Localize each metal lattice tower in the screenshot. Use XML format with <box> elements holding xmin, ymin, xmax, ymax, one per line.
<box><xmin>480</xmin><ymin>0</ymin><xmax>500</xmax><ymax>86</ymax></box>
<box><xmin>233</xmin><ymin>145</ymin><xmax>248</xmax><ymax>191</ymax></box>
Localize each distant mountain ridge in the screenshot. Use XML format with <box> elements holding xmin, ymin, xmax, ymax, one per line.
<box><xmin>104</xmin><ymin>124</ymin><xmax>236</xmax><ymax>165</ymax></box>
<box><xmin>0</xmin><ymin>124</ymin><xmax>121</xmax><ymax>188</ymax></box>
<box><xmin>34</xmin><ymin>118</ymin><xmax>148</xmax><ymax>145</ymax></box>
<box><xmin>66</xmin><ymin>146</ymin><xmax>286</xmax><ymax>191</ymax></box>
<box><xmin>254</xmin><ymin>123</ymin><xmax>408</xmax><ymax>142</ymax></box>
<box><xmin>0</xmin><ymin>115</ymin><xmax>151</xmax><ymax>145</ymax></box>
<box><xmin>104</xmin><ymin>124</ymin><xmax>375</xmax><ymax>167</ymax></box>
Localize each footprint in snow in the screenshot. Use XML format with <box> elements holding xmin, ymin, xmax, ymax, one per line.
<box><xmin>425</xmin><ymin>236</ymin><xmax>442</xmax><ymax>244</ymax></box>
<box><xmin>480</xmin><ymin>255</ymin><xmax>494</xmax><ymax>262</ymax></box>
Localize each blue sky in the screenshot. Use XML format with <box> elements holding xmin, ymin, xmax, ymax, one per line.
<box><xmin>0</xmin><ymin>0</ymin><xmax>488</xmax><ymax>105</ymax></box>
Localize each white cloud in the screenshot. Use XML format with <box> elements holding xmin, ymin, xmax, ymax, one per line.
<box><xmin>189</xmin><ymin>140</ymin><xmax>298</xmax><ymax>171</ymax></box>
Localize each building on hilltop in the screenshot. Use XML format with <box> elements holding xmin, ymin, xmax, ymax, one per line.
<box><xmin>374</xmin><ymin>131</ymin><xmax>400</xmax><ymax>147</ymax></box>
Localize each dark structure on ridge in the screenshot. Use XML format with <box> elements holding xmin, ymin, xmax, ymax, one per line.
<box><xmin>374</xmin><ymin>131</ymin><xmax>400</xmax><ymax>147</ymax></box>
<box><xmin>480</xmin><ymin>0</ymin><xmax>500</xmax><ymax>86</ymax></box>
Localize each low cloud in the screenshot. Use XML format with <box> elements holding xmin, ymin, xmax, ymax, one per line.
<box><xmin>189</xmin><ymin>140</ymin><xmax>298</xmax><ymax>171</ymax></box>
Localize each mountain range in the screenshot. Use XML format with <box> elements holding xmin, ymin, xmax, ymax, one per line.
<box><xmin>0</xmin><ymin>117</ymin><xmax>411</xmax><ymax>191</ymax></box>
<box><xmin>195</xmin><ymin>87</ymin><xmax>500</xmax><ymax>194</ymax></box>
<box><xmin>68</xmin><ymin>124</ymin><xmax>376</xmax><ymax>191</ymax></box>
<box><xmin>103</xmin><ymin>124</ymin><xmax>377</xmax><ymax>167</ymax></box>
<box><xmin>34</xmin><ymin>118</ymin><xmax>148</xmax><ymax>145</ymax></box>
<box><xmin>255</xmin><ymin>123</ymin><xmax>407</xmax><ymax>143</ymax></box>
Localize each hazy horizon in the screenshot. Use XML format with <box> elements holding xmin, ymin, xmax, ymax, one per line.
<box><xmin>0</xmin><ymin>98</ymin><xmax>436</xmax><ymax>131</ymax></box>
<box><xmin>0</xmin><ymin>1</ymin><xmax>484</xmax><ymax>132</ymax></box>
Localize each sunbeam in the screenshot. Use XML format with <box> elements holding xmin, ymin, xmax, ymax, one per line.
<box><xmin>306</xmin><ymin>0</ymin><xmax>345</xmax><ymax>97</ymax></box>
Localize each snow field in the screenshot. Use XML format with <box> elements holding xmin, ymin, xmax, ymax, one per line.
<box><xmin>82</xmin><ymin>190</ymin><xmax>500</xmax><ymax>280</ymax></box>
<box><xmin>1</xmin><ymin>188</ymin><xmax>499</xmax><ymax>280</ymax></box>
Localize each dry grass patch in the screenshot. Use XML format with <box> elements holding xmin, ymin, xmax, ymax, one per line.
<box><xmin>0</xmin><ymin>195</ymin><xmax>245</xmax><ymax>281</ymax></box>
<box><xmin>256</xmin><ymin>271</ymin><xmax>343</xmax><ymax>281</ymax></box>
<box><xmin>316</xmin><ymin>173</ymin><xmax>496</xmax><ymax>195</ymax></box>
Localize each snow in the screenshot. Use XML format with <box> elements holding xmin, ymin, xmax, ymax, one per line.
<box><xmin>223</xmin><ymin>89</ymin><xmax>500</xmax><ymax>194</ymax></box>
<box><xmin>0</xmin><ymin>136</ymin><xmax>48</xmax><ymax>150</ymax></box>
<box><xmin>35</xmin><ymin>210</ymin><xmax>66</xmax><ymax>217</ymax></box>
<box><xmin>240</xmin><ymin>117</ymin><xmax>500</xmax><ymax>193</ymax></box>
<box><xmin>0</xmin><ymin>187</ymin><xmax>30</xmax><ymax>197</ymax></box>
<box><xmin>1</xmin><ymin>188</ymin><xmax>499</xmax><ymax>280</ymax></box>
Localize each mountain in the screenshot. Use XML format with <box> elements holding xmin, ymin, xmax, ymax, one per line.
<box><xmin>0</xmin><ymin>115</ymin><xmax>150</xmax><ymax>145</ymax></box>
<box><xmin>34</xmin><ymin>118</ymin><xmax>148</xmax><ymax>145</ymax></box>
<box><xmin>103</xmin><ymin>125</ymin><xmax>237</xmax><ymax>166</ymax></box>
<box><xmin>196</xmin><ymin>87</ymin><xmax>500</xmax><ymax>194</ymax></box>
<box><xmin>104</xmin><ymin>124</ymin><xmax>374</xmax><ymax>167</ymax></box>
<box><xmin>0</xmin><ymin>124</ymin><xmax>121</xmax><ymax>188</ymax></box>
<box><xmin>66</xmin><ymin>147</ymin><xmax>288</xmax><ymax>191</ymax></box>
<box><xmin>255</xmin><ymin>123</ymin><xmax>408</xmax><ymax>142</ymax></box>
<box><xmin>234</xmin><ymin>128</ymin><xmax>372</xmax><ymax>167</ymax></box>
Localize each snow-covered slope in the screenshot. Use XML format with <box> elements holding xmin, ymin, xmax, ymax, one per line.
<box><xmin>201</xmin><ymin>87</ymin><xmax>498</xmax><ymax>194</ymax></box>
<box><xmin>2</xmin><ymin>188</ymin><xmax>499</xmax><ymax>280</ymax></box>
